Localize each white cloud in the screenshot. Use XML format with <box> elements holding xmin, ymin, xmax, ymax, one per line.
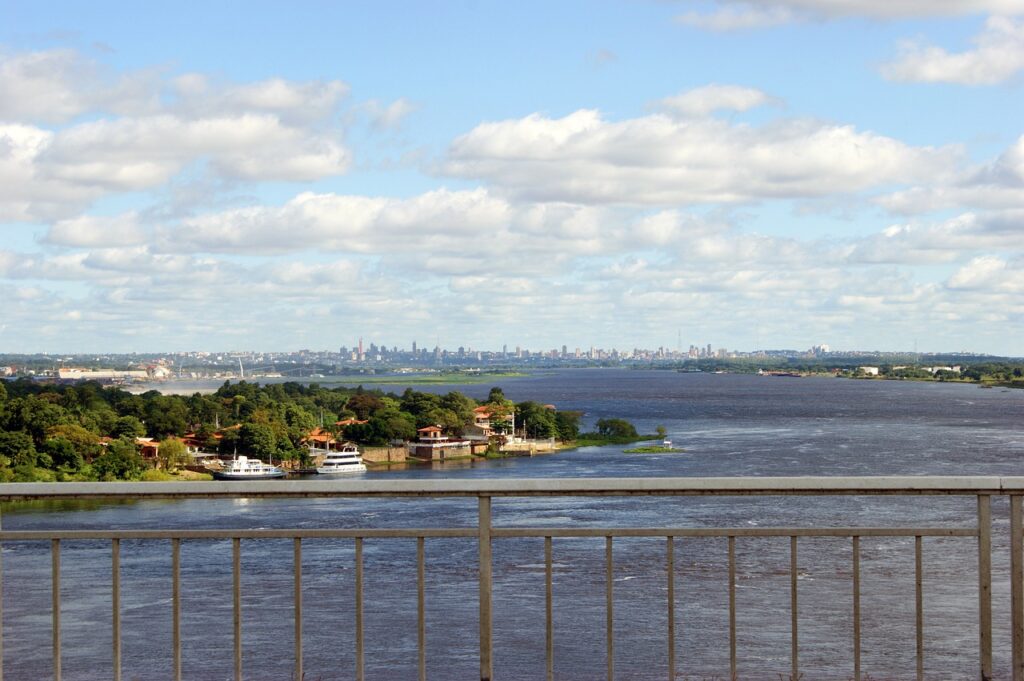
<box><xmin>654</xmin><ymin>84</ymin><xmax>777</xmax><ymax>117</ymax></box>
<box><xmin>162</xmin><ymin>188</ymin><xmax>513</xmax><ymax>255</ymax></box>
<box><xmin>443</xmin><ymin>109</ymin><xmax>958</xmax><ymax>205</ymax></box>
<box><xmin>882</xmin><ymin>16</ymin><xmax>1024</xmax><ymax>84</ymax></box>
<box><xmin>0</xmin><ymin>49</ymin><xmax>162</xmax><ymax>123</ymax></box>
<box><xmin>678</xmin><ymin>1</ymin><xmax>1024</xmax><ymax>31</ymax></box>
<box><xmin>948</xmin><ymin>255</ymin><xmax>1024</xmax><ymax>291</ymax></box>
<box><xmin>44</xmin><ymin>212</ymin><xmax>147</xmax><ymax>247</ymax></box>
<box><xmin>677</xmin><ymin>5</ymin><xmax>794</xmax><ymax>31</ymax></box>
<box><xmin>172</xmin><ymin>75</ymin><xmax>349</xmax><ymax>125</ymax></box>
<box><xmin>880</xmin><ymin>134</ymin><xmax>1024</xmax><ymax>213</ymax></box>
<box><xmin>846</xmin><ymin>211</ymin><xmax>1024</xmax><ymax>264</ymax></box>
<box><xmin>0</xmin><ymin>49</ymin><xmax>96</xmax><ymax>123</ymax></box>
<box><xmin>0</xmin><ymin>49</ymin><xmax>354</xmax><ymax>221</ymax></box>
<box><xmin>0</xmin><ymin>123</ymin><xmax>101</xmax><ymax>222</ymax></box>
<box><xmin>44</xmin><ymin>113</ymin><xmax>349</xmax><ymax>187</ymax></box>
<box><xmin>362</xmin><ymin>97</ymin><xmax>419</xmax><ymax>130</ymax></box>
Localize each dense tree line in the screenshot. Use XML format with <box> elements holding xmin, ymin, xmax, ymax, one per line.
<box><xmin>0</xmin><ymin>380</ymin><xmax>590</xmax><ymax>481</ymax></box>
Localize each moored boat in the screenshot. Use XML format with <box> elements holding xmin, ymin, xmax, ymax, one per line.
<box><xmin>316</xmin><ymin>443</ymin><xmax>367</xmax><ymax>475</ymax></box>
<box><xmin>209</xmin><ymin>455</ymin><xmax>286</xmax><ymax>480</ymax></box>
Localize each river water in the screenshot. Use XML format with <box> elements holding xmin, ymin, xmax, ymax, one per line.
<box><xmin>4</xmin><ymin>370</ymin><xmax>1024</xmax><ymax>680</ymax></box>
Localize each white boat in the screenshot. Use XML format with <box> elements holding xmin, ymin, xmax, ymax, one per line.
<box><xmin>316</xmin><ymin>443</ymin><xmax>367</xmax><ymax>475</ymax></box>
<box><xmin>210</xmin><ymin>455</ymin><xmax>287</xmax><ymax>480</ymax></box>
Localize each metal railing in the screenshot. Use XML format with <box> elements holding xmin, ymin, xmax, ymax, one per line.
<box><xmin>1</xmin><ymin>476</ymin><xmax>1024</xmax><ymax>680</ymax></box>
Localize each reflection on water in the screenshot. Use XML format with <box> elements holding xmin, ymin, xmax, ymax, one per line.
<box><xmin>3</xmin><ymin>371</ymin><xmax>1024</xmax><ymax>680</ymax></box>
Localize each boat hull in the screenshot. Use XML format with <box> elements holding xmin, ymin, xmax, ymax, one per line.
<box><xmin>210</xmin><ymin>470</ymin><xmax>287</xmax><ymax>480</ymax></box>
<box><xmin>316</xmin><ymin>465</ymin><xmax>367</xmax><ymax>475</ymax></box>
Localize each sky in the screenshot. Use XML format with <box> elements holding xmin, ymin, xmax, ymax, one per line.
<box><xmin>1</xmin><ymin>1</ymin><xmax>1023</xmax><ymax>355</ymax></box>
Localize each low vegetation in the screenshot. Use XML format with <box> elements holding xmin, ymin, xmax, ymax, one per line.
<box><xmin>622</xmin><ymin>445</ymin><xmax>683</xmax><ymax>453</ymax></box>
<box><xmin>572</xmin><ymin>419</ymin><xmax>660</xmax><ymax>447</ymax></box>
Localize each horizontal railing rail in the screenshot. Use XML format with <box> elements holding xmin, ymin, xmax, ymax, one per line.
<box><xmin>0</xmin><ymin>475</ymin><xmax>1022</xmax><ymax>498</ymax></box>
<box><xmin>0</xmin><ymin>477</ymin><xmax>1022</xmax><ymax>681</ymax></box>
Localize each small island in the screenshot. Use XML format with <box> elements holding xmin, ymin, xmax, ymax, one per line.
<box><xmin>623</xmin><ymin>444</ymin><xmax>684</xmax><ymax>454</ymax></box>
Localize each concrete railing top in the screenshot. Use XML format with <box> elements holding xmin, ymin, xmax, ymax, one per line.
<box><xmin>1</xmin><ymin>476</ymin><xmax>1024</xmax><ymax>500</ymax></box>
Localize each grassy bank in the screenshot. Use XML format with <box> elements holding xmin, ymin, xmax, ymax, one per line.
<box><xmin>563</xmin><ymin>434</ymin><xmax>660</xmax><ymax>450</ymax></box>
<box><xmin>623</xmin><ymin>445</ymin><xmax>684</xmax><ymax>453</ymax></box>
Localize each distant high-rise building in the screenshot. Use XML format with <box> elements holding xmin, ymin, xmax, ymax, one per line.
<box><xmin>412</xmin><ymin>340</ymin><xmax>417</xmax><ymax>354</ymax></box>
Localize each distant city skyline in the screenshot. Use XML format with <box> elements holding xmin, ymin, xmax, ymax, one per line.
<box><xmin>2</xmin><ymin>2</ymin><xmax>1023</xmax><ymax>355</ymax></box>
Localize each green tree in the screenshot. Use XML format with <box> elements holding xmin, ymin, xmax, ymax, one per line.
<box><xmin>46</xmin><ymin>424</ymin><xmax>102</xmax><ymax>461</ymax></box>
<box><xmin>554</xmin><ymin>411</ymin><xmax>582</xmax><ymax>441</ymax></box>
<box><xmin>284</xmin><ymin>405</ymin><xmax>317</xmax><ymax>446</ymax></box>
<box><xmin>218</xmin><ymin>428</ymin><xmax>240</xmax><ymax>455</ymax></box>
<box><xmin>194</xmin><ymin>423</ymin><xmax>219</xmax><ymax>451</ymax></box>
<box><xmin>157</xmin><ymin>439</ymin><xmax>189</xmax><ymax>471</ymax></box>
<box><xmin>112</xmin><ymin>415</ymin><xmax>146</xmax><ymax>440</ymax></box>
<box><xmin>515</xmin><ymin>401</ymin><xmax>557</xmax><ymax>439</ymax></box>
<box><xmin>346</xmin><ymin>393</ymin><xmax>385</xmax><ymax>420</ymax></box>
<box><xmin>595</xmin><ymin>418</ymin><xmax>639</xmax><ymax>439</ymax></box>
<box><xmin>144</xmin><ymin>396</ymin><xmax>188</xmax><ymax>438</ymax></box>
<box><xmin>348</xmin><ymin>407</ymin><xmax>417</xmax><ymax>446</ymax></box>
<box><xmin>0</xmin><ymin>431</ymin><xmax>36</xmax><ymax>468</ymax></box>
<box><xmin>239</xmin><ymin>423</ymin><xmax>277</xmax><ymax>461</ymax></box>
<box><xmin>419</xmin><ymin>407</ymin><xmax>464</xmax><ymax>433</ymax></box>
<box><xmin>400</xmin><ymin>389</ymin><xmax>440</xmax><ymax>417</ymax></box>
<box><xmin>43</xmin><ymin>437</ymin><xmax>84</xmax><ymax>472</ymax></box>
<box><xmin>93</xmin><ymin>438</ymin><xmax>145</xmax><ymax>480</ymax></box>
<box><xmin>5</xmin><ymin>396</ymin><xmax>73</xmax><ymax>446</ymax></box>
<box><xmin>439</xmin><ymin>391</ymin><xmax>476</xmax><ymax>430</ymax></box>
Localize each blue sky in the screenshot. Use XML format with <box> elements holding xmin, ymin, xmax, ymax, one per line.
<box><xmin>2</xmin><ymin>1</ymin><xmax>1024</xmax><ymax>354</ymax></box>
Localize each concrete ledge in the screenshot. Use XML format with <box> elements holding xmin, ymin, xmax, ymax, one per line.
<box><xmin>0</xmin><ymin>476</ymin><xmax>1017</xmax><ymax>500</ymax></box>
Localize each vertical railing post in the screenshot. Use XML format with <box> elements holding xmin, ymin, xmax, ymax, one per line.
<box><xmin>171</xmin><ymin>538</ymin><xmax>181</xmax><ymax>681</ymax></box>
<box><xmin>0</xmin><ymin>507</ymin><xmax>4</xmax><ymax>681</ymax></box>
<box><xmin>545</xmin><ymin>536</ymin><xmax>553</xmax><ymax>681</ymax></box>
<box><xmin>728</xmin><ymin>536</ymin><xmax>736</xmax><ymax>681</ymax></box>
<box><xmin>1011</xmin><ymin>495</ymin><xmax>1023</xmax><ymax>681</ymax></box>
<box><xmin>52</xmin><ymin>538</ymin><xmax>61</xmax><ymax>681</ymax></box>
<box><xmin>112</xmin><ymin>538</ymin><xmax>121</xmax><ymax>681</ymax></box>
<box><xmin>232</xmin><ymin>537</ymin><xmax>241</xmax><ymax>681</ymax></box>
<box><xmin>417</xmin><ymin>537</ymin><xmax>426</xmax><ymax>681</ymax></box>
<box><xmin>977</xmin><ymin>495</ymin><xmax>992</xmax><ymax>681</ymax></box>
<box><xmin>478</xmin><ymin>496</ymin><xmax>493</xmax><ymax>681</ymax></box>
<box><xmin>667</xmin><ymin>537</ymin><xmax>675</xmax><ymax>681</ymax></box>
<box><xmin>606</xmin><ymin>536</ymin><xmax>614</xmax><ymax>681</ymax></box>
<box><xmin>915</xmin><ymin>535</ymin><xmax>923</xmax><ymax>681</ymax></box>
<box><xmin>293</xmin><ymin>538</ymin><xmax>302</xmax><ymax>681</ymax></box>
<box><xmin>356</xmin><ymin>537</ymin><xmax>364</xmax><ymax>681</ymax></box>
<box><xmin>852</xmin><ymin>536</ymin><xmax>861</xmax><ymax>681</ymax></box>
<box><xmin>790</xmin><ymin>536</ymin><xmax>798</xmax><ymax>681</ymax></box>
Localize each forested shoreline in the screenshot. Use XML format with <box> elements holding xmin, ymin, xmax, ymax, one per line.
<box><xmin>0</xmin><ymin>380</ymin><xmax>616</xmax><ymax>482</ymax></box>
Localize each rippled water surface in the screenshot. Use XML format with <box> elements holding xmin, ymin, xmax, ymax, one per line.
<box><xmin>5</xmin><ymin>370</ymin><xmax>1024</xmax><ymax>680</ymax></box>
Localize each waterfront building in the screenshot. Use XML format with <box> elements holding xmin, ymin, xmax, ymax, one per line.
<box><xmin>407</xmin><ymin>425</ymin><xmax>472</xmax><ymax>461</ymax></box>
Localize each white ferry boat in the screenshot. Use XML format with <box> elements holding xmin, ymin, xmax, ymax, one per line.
<box><xmin>210</xmin><ymin>455</ymin><xmax>287</xmax><ymax>480</ymax></box>
<box><xmin>316</xmin><ymin>443</ymin><xmax>367</xmax><ymax>475</ymax></box>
